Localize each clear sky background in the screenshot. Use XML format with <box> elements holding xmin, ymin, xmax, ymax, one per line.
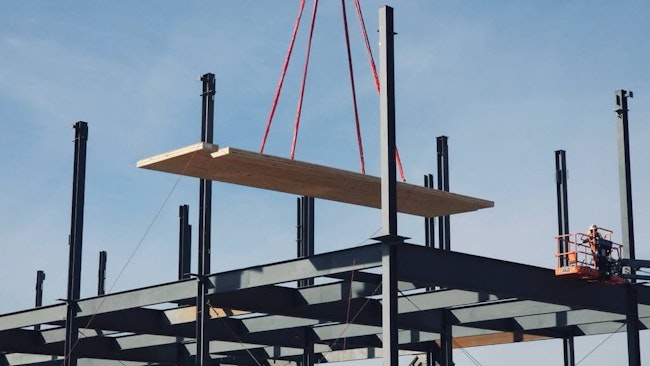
<box><xmin>1</xmin><ymin>1</ymin><xmax>649</xmax><ymax>365</ymax></box>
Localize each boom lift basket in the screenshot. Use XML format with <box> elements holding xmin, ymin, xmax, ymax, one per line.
<box><xmin>555</xmin><ymin>229</ymin><xmax>624</xmax><ymax>284</ymax></box>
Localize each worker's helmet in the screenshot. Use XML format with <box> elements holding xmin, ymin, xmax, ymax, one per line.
<box><xmin>589</xmin><ymin>224</ymin><xmax>598</xmax><ymax>231</ymax></box>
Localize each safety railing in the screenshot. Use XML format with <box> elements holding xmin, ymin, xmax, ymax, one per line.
<box><xmin>555</xmin><ymin>229</ymin><xmax>621</xmax><ymax>270</ymax></box>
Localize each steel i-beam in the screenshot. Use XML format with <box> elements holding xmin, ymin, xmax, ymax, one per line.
<box><xmin>555</xmin><ymin>150</ymin><xmax>574</xmax><ymax>366</ymax></box>
<box><xmin>424</xmin><ymin>174</ymin><xmax>435</xmax><ymax>249</ymax></box>
<box><xmin>555</xmin><ymin>151</ymin><xmax>570</xmax><ymax>268</ymax></box>
<box><xmin>34</xmin><ymin>270</ymin><xmax>45</xmax><ymax>331</ymax></box>
<box><xmin>615</xmin><ymin>90</ymin><xmax>641</xmax><ymax>366</ymax></box>
<box><xmin>197</xmin><ymin>73</ymin><xmax>215</xmax><ymax>366</ymax></box>
<box><xmin>297</xmin><ymin>196</ymin><xmax>315</xmax><ymax>288</ymax></box>
<box><xmin>97</xmin><ymin>251</ymin><xmax>107</xmax><ymax>296</ymax></box>
<box><xmin>379</xmin><ymin>6</ymin><xmax>402</xmax><ymax>366</ymax></box>
<box><xmin>64</xmin><ymin>121</ymin><xmax>88</xmax><ymax>366</ymax></box>
<box><xmin>179</xmin><ymin>205</ymin><xmax>191</xmax><ymax>280</ymax></box>
<box><xmin>436</xmin><ymin>136</ymin><xmax>450</xmax><ymax>251</ymax></box>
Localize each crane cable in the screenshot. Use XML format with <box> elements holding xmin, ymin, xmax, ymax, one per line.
<box><xmin>259</xmin><ymin>0</ymin><xmax>306</xmax><ymax>154</ymax></box>
<box><xmin>575</xmin><ymin>323</ymin><xmax>626</xmax><ymax>365</ymax></box>
<box><xmin>262</xmin><ymin>0</ymin><xmax>406</xmax><ymax>181</ymax></box>
<box><xmin>289</xmin><ymin>0</ymin><xmax>319</xmax><ymax>160</ymax></box>
<box><xmin>341</xmin><ymin>0</ymin><xmax>366</xmax><ymax>174</ymax></box>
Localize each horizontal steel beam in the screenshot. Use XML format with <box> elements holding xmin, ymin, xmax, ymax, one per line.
<box><xmin>395</xmin><ymin>244</ymin><xmax>648</xmax><ymax>313</ymax></box>
<box><xmin>205</xmin><ymin>243</ymin><xmax>382</xmax><ymax>294</ymax></box>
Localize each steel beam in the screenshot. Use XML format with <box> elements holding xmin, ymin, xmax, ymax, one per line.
<box><xmin>424</xmin><ymin>174</ymin><xmax>435</xmax><ymax>249</ymax></box>
<box><xmin>197</xmin><ymin>72</ymin><xmax>215</xmax><ymax>366</ymax></box>
<box><xmin>626</xmin><ymin>284</ymin><xmax>641</xmax><ymax>366</ymax></box>
<box><xmin>382</xmin><ymin>242</ymin><xmax>399</xmax><ymax>366</ymax></box>
<box><xmin>615</xmin><ymin>89</ymin><xmax>636</xmax><ymax>266</ymax></box>
<box><xmin>97</xmin><ymin>251</ymin><xmax>106</xmax><ymax>296</ymax></box>
<box><xmin>439</xmin><ymin>310</ymin><xmax>453</xmax><ymax>366</ymax></box>
<box><xmin>379</xmin><ymin>6</ymin><xmax>401</xmax><ymax>365</ymax></box>
<box><xmin>179</xmin><ymin>205</ymin><xmax>191</xmax><ymax>280</ymax></box>
<box><xmin>562</xmin><ymin>337</ymin><xmax>576</xmax><ymax>366</ymax></box>
<box><xmin>297</xmin><ymin>196</ymin><xmax>315</xmax><ymax>288</ymax></box>
<box><xmin>436</xmin><ymin>136</ymin><xmax>450</xmax><ymax>251</ymax></box>
<box><xmin>555</xmin><ymin>150</ymin><xmax>570</xmax><ymax>266</ymax></box>
<box><xmin>614</xmin><ymin>89</ymin><xmax>641</xmax><ymax>366</ymax></box>
<box><xmin>554</xmin><ymin>150</ymin><xmax>575</xmax><ymax>365</ymax></box>
<box><xmin>64</xmin><ymin>121</ymin><xmax>88</xmax><ymax>366</ymax></box>
<box><xmin>379</xmin><ymin>5</ymin><xmax>397</xmax><ymax>238</ymax></box>
<box><xmin>396</xmin><ymin>244</ymin><xmax>631</xmax><ymax>314</ymax></box>
<box><xmin>205</xmin><ymin>243</ymin><xmax>381</xmax><ymax>294</ymax></box>
<box><xmin>34</xmin><ymin>270</ymin><xmax>45</xmax><ymax>331</ymax></box>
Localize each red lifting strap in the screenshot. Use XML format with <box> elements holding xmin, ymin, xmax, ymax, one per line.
<box><xmin>290</xmin><ymin>0</ymin><xmax>319</xmax><ymax>160</ymax></box>
<box><xmin>341</xmin><ymin>0</ymin><xmax>366</xmax><ymax>174</ymax></box>
<box><xmin>260</xmin><ymin>0</ymin><xmax>306</xmax><ymax>154</ymax></box>
<box><xmin>353</xmin><ymin>0</ymin><xmax>405</xmax><ymax>181</ymax></box>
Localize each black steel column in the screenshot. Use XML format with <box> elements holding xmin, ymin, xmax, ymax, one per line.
<box><xmin>440</xmin><ymin>310</ymin><xmax>453</xmax><ymax>366</ymax></box>
<box><xmin>615</xmin><ymin>89</ymin><xmax>641</xmax><ymax>366</ymax></box>
<box><xmin>424</xmin><ymin>173</ymin><xmax>435</xmax><ymax>300</ymax></box>
<box><xmin>379</xmin><ymin>6</ymin><xmax>397</xmax><ymax>239</ymax></box>
<box><xmin>97</xmin><ymin>251</ymin><xmax>106</xmax><ymax>296</ymax></box>
<box><xmin>437</xmin><ymin>136</ymin><xmax>450</xmax><ymax>251</ymax></box>
<box><xmin>626</xmin><ymin>284</ymin><xmax>641</xmax><ymax>366</ymax></box>
<box><xmin>555</xmin><ymin>150</ymin><xmax>576</xmax><ymax>366</ymax></box>
<box><xmin>196</xmin><ymin>73</ymin><xmax>215</xmax><ymax>366</ymax></box>
<box><xmin>302</xmin><ymin>329</ymin><xmax>315</xmax><ymax>366</ymax></box>
<box><xmin>35</xmin><ymin>270</ymin><xmax>45</xmax><ymax>308</ymax></box>
<box><xmin>424</xmin><ymin>174</ymin><xmax>435</xmax><ymax>248</ymax></box>
<box><xmin>555</xmin><ymin>150</ymin><xmax>570</xmax><ymax>266</ymax></box>
<box><xmin>64</xmin><ymin>121</ymin><xmax>88</xmax><ymax>366</ymax></box>
<box><xmin>379</xmin><ymin>6</ymin><xmax>401</xmax><ymax>366</ymax></box>
<box><xmin>179</xmin><ymin>205</ymin><xmax>192</xmax><ymax>280</ymax></box>
<box><xmin>563</xmin><ymin>337</ymin><xmax>575</xmax><ymax>366</ymax></box>
<box><xmin>297</xmin><ymin>196</ymin><xmax>315</xmax><ymax>365</ymax></box>
<box><xmin>34</xmin><ymin>270</ymin><xmax>45</xmax><ymax>331</ymax></box>
<box><xmin>297</xmin><ymin>196</ymin><xmax>315</xmax><ymax>287</ymax></box>
<box><xmin>616</xmin><ymin>90</ymin><xmax>636</xmax><ymax>266</ymax></box>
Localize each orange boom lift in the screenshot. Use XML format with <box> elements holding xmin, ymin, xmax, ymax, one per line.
<box><xmin>555</xmin><ymin>226</ymin><xmax>624</xmax><ymax>284</ymax></box>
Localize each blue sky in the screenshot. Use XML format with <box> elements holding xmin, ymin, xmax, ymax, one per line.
<box><xmin>1</xmin><ymin>1</ymin><xmax>649</xmax><ymax>364</ymax></box>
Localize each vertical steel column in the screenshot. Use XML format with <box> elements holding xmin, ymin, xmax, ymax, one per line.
<box><xmin>616</xmin><ymin>90</ymin><xmax>636</xmax><ymax>264</ymax></box>
<box><xmin>297</xmin><ymin>196</ymin><xmax>315</xmax><ymax>288</ymax></box>
<box><xmin>64</xmin><ymin>121</ymin><xmax>88</xmax><ymax>366</ymax></box>
<box><xmin>196</xmin><ymin>73</ymin><xmax>215</xmax><ymax>366</ymax></box>
<box><xmin>424</xmin><ymin>173</ymin><xmax>435</xmax><ymax>300</ymax></box>
<box><xmin>563</xmin><ymin>337</ymin><xmax>576</xmax><ymax>366</ymax></box>
<box><xmin>556</xmin><ymin>151</ymin><xmax>575</xmax><ymax>365</ymax></box>
<box><xmin>34</xmin><ymin>270</ymin><xmax>45</xmax><ymax>331</ymax></box>
<box><xmin>296</xmin><ymin>196</ymin><xmax>315</xmax><ymax>365</ymax></box>
<box><xmin>439</xmin><ymin>310</ymin><xmax>453</xmax><ymax>366</ymax></box>
<box><xmin>555</xmin><ymin>150</ymin><xmax>570</xmax><ymax>266</ymax></box>
<box><xmin>424</xmin><ymin>174</ymin><xmax>435</xmax><ymax>248</ymax></box>
<box><xmin>179</xmin><ymin>205</ymin><xmax>192</xmax><ymax>280</ymax></box>
<box><xmin>615</xmin><ymin>89</ymin><xmax>641</xmax><ymax>366</ymax></box>
<box><xmin>35</xmin><ymin>270</ymin><xmax>45</xmax><ymax>308</ymax></box>
<box><xmin>379</xmin><ymin>6</ymin><xmax>401</xmax><ymax>366</ymax></box>
<box><xmin>436</xmin><ymin>136</ymin><xmax>450</xmax><ymax>251</ymax></box>
<box><xmin>382</xmin><ymin>242</ymin><xmax>399</xmax><ymax>366</ymax></box>
<box><xmin>97</xmin><ymin>251</ymin><xmax>107</xmax><ymax>296</ymax></box>
<box><xmin>379</xmin><ymin>6</ymin><xmax>397</xmax><ymax>238</ymax></box>
<box><xmin>302</xmin><ymin>329</ymin><xmax>315</xmax><ymax>366</ymax></box>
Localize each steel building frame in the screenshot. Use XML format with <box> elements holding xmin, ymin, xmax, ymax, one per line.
<box><xmin>0</xmin><ymin>5</ymin><xmax>647</xmax><ymax>366</ymax></box>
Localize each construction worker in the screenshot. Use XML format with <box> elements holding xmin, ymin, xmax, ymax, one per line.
<box><xmin>584</xmin><ymin>224</ymin><xmax>602</xmax><ymax>258</ymax></box>
<box><xmin>584</xmin><ymin>225</ymin><xmax>613</xmax><ymax>278</ymax></box>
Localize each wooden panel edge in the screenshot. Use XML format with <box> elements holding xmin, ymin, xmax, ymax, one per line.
<box><xmin>137</xmin><ymin>142</ymin><xmax>219</xmax><ymax>168</ymax></box>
